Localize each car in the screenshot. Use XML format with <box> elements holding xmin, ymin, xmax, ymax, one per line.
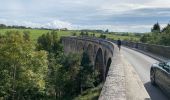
<box><xmin>150</xmin><ymin>61</ymin><xmax>170</xmax><ymax>96</ymax></box>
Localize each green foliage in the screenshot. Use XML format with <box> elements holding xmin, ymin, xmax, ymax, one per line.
<box><xmin>72</xmin><ymin>32</ymin><xmax>77</xmax><ymax>36</ymax></box>
<box><xmin>0</xmin><ymin>31</ymin><xmax>48</xmax><ymax>99</ymax></box>
<box><xmin>61</xmin><ymin>54</ymin><xmax>81</xmax><ymax>97</ymax></box>
<box><xmin>91</xmin><ymin>33</ymin><xmax>95</xmax><ymax>37</ymax></box>
<box><xmin>0</xmin><ymin>24</ymin><xmax>7</xmax><ymax>29</ymax></box>
<box><xmin>162</xmin><ymin>24</ymin><xmax>170</xmax><ymax>33</ymax></box>
<box><xmin>36</xmin><ymin>31</ymin><xmax>100</xmax><ymax>99</ymax></box>
<box><xmin>45</xmin><ymin>51</ymin><xmax>100</xmax><ymax>99</ymax></box>
<box><xmin>0</xmin><ymin>28</ymin><xmax>141</xmax><ymax>42</ymax></box>
<box><xmin>140</xmin><ymin>33</ymin><xmax>160</xmax><ymax>44</ymax></box>
<box><xmin>159</xmin><ymin>32</ymin><xmax>170</xmax><ymax>46</ymax></box>
<box><xmin>78</xmin><ymin>52</ymin><xmax>99</xmax><ymax>93</ymax></box>
<box><xmin>46</xmin><ymin>53</ymin><xmax>81</xmax><ymax>99</ymax></box>
<box><xmin>105</xmin><ymin>29</ymin><xmax>109</xmax><ymax>33</ymax></box>
<box><xmin>0</xmin><ymin>27</ymin><xmax>142</xmax><ymax>100</ymax></box>
<box><xmin>0</xmin><ymin>24</ymin><xmax>28</xmax><ymax>29</ymax></box>
<box><xmin>36</xmin><ymin>31</ymin><xmax>65</xmax><ymax>99</ymax></box>
<box><xmin>99</xmin><ymin>34</ymin><xmax>106</xmax><ymax>39</ymax></box>
<box><xmin>74</xmin><ymin>84</ymin><xmax>102</xmax><ymax>100</ymax></box>
<box><xmin>37</xmin><ymin>31</ymin><xmax>63</xmax><ymax>54</ymax></box>
<box><xmin>23</xmin><ymin>30</ymin><xmax>31</xmax><ymax>41</ymax></box>
<box><xmin>80</xmin><ymin>31</ymin><xmax>89</xmax><ymax>37</ymax></box>
<box><xmin>140</xmin><ymin>34</ymin><xmax>150</xmax><ymax>43</ymax></box>
<box><xmin>151</xmin><ymin>22</ymin><xmax>160</xmax><ymax>33</ymax></box>
<box><xmin>140</xmin><ymin>23</ymin><xmax>170</xmax><ymax>46</ymax></box>
<box><xmin>0</xmin><ymin>29</ymin><xmax>81</xmax><ymax>41</ymax></box>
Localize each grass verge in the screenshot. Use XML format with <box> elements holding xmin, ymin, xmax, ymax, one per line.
<box><xmin>74</xmin><ymin>84</ymin><xmax>103</xmax><ymax>100</ymax></box>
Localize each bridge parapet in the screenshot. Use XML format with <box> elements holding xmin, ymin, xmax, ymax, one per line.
<box><xmin>122</xmin><ymin>41</ymin><xmax>170</xmax><ymax>60</ymax></box>
<box><xmin>62</xmin><ymin>36</ymin><xmax>114</xmax><ymax>54</ymax></box>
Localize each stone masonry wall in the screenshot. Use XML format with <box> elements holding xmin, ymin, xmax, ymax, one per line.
<box><xmin>122</xmin><ymin>41</ymin><xmax>170</xmax><ymax>59</ymax></box>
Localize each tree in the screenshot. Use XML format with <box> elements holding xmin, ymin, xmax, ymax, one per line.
<box><xmin>99</xmin><ymin>34</ymin><xmax>106</xmax><ymax>39</ymax></box>
<box><xmin>0</xmin><ymin>31</ymin><xmax>48</xmax><ymax>100</ymax></box>
<box><xmin>105</xmin><ymin>29</ymin><xmax>109</xmax><ymax>33</ymax></box>
<box><xmin>0</xmin><ymin>24</ymin><xmax>6</xmax><ymax>29</ymax></box>
<box><xmin>35</xmin><ymin>30</ymin><xmax>101</xmax><ymax>99</ymax></box>
<box><xmin>140</xmin><ymin>23</ymin><xmax>170</xmax><ymax>46</ymax></box>
<box><xmin>80</xmin><ymin>31</ymin><xmax>84</xmax><ymax>36</ymax></box>
<box><xmin>151</xmin><ymin>22</ymin><xmax>160</xmax><ymax>33</ymax></box>
<box><xmin>78</xmin><ymin>52</ymin><xmax>99</xmax><ymax>93</ymax></box>
<box><xmin>140</xmin><ymin>34</ymin><xmax>150</xmax><ymax>43</ymax></box>
<box><xmin>46</xmin><ymin>53</ymin><xmax>81</xmax><ymax>99</ymax></box>
<box><xmin>91</xmin><ymin>33</ymin><xmax>95</xmax><ymax>37</ymax></box>
<box><xmin>23</xmin><ymin>30</ymin><xmax>30</xmax><ymax>41</ymax></box>
<box><xmin>37</xmin><ymin>31</ymin><xmax>81</xmax><ymax>99</ymax></box>
<box><xmin>72</xmin><ymin>32</ymin><xmax>77</xmax><ymax>36</ymax></box>
<box><xmin>61</xmin><ymin>53</ymin><xmax>81</xmax><ymax>97</ymax></box>
<box><xmin>159</xmin><ymin>24</ymin><xmax>170</xmax><ymax>45</ymax></box>
<box><xmin>37</xmin><ymin>31</ymin><xmax>64</xmax><ymax>99</ymax></box>
<box><xmin>85</xmin><ymin>32</ymin><xmax>89</xmax><ymax>36</ymax></box>
<box><xmin>159</xmin><ymin>32</ymin><xmax>170</xmax><ymax>46</ymax></box>
<box><xmin>46</xmin><ymin>52</ymin><xmax>99</xmax><ymax>99</ymax></box>
<box><xmin>37</xmin><ymin>31</ymin><xmax>62</xmax><ymax>54</ymax></box>
<box><xmin>80</xmin><ymin>31</ymin><xmax>89</xmax><ymax>37</ymax></box>
<box><xmin>162</xmin><ymin>24</ymin><xmax>170</xmax><ymax>33</ymax></box>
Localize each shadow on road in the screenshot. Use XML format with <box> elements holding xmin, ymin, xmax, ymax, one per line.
<box><xmin>144</xmin><ymin>82</ymin><xmax>169</xmax><ymax>100</ymax></box>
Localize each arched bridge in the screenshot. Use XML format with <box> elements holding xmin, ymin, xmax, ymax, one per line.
<box><xmin>62</xmin><ymin>36</ymin><xmax>113</xmax><ymax>81</ymax></box>
<box><xmin>62</xmin><ymin>36</ymin><xmax>170</xmax><ymax>100</ymax></box>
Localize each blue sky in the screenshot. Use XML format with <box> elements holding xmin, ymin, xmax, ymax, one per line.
<box><xmin>0</xmin><ymin>0</ymin><xmax>170</xmax><ymax>32</ymax></box>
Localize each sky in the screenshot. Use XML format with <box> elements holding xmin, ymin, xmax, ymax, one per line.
<box><xmin>0</xmin><ymin>0</ymin><xmax>170</xmax><ymax>32</ymax></box>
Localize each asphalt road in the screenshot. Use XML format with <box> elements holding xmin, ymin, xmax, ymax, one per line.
<box><xmin>121</xmin><ymin>46</ymin><xmax>169</xmax><ymax>100</ymax></box>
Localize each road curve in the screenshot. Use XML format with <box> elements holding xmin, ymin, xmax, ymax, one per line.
<box><xmin>121</xmin><ymin>46</ymin><xmax>169</xmax><ymax>100</ymax></box>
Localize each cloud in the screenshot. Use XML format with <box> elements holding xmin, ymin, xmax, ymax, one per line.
<box><xmin>0</xmin><ymin>18</ymin><xmax>168</xmax><ymax>32</ymax></box>
<box><xmin>73</xmin><ymin>24</ymin><xmax>152</xmax><ymax>32</ymax></box>
<box><xmin>0</xmin><ymin>19</ymin><xmax>73</xmax><ymax>29</ymax></box>
<box><xmin>44</xmin><ymin>20</ymin><xmax>72</xmax><ymax>29</ymax></box>
<box><xmin>0</xmin><ymin>0</ymin><xmax>170</xmax><ymax>32</ymax></box>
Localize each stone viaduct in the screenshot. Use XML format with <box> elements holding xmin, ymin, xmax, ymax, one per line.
<box><xmin>62</xmin><ymin>36</ymin><xmax>150</xmax><ymax>100</ymax></box>
<box><xmin>62</xmin><ymin>36</ymin><xmax>113</xmax><ymax>81</ymax></box>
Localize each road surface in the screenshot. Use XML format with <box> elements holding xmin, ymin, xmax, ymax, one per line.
<box><xmin>121</xmin><ymin>47</ymin><xmax>169</xmax><ymax>100</ymax></box>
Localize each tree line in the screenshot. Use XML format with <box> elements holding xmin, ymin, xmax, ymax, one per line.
<box><xmin>0</xmin><ymin>24</ymin><xmax>60</xmax><ymax>30</ymax></box>
<box><xmin>0</xmin><ymin>24</ymin><xmax>32</xmax><ymax>29</ymax></box>
<box><xmin>0</xmin><ymin>30</ymin><xmax>100</xmax><ymax>100</ymax></box>
<box><xmin>140</xmin><ymin>23</ymin><xmax>170</xmax><ymax>46</ymax></box>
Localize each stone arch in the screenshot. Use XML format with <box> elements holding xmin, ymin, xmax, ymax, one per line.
<box><xmin>71</xmin><ymin>39</ymin><xmax>76</xmax><ymax>52</ymax></box>
<box><xmin>86</xmin><ymin>44</ymin><xmax>93</xmax><ymax>62</ymax></box>
<box><xmin>104</xmin><ymin>50</ymin><xmax>107</xmax><ymax>65</ymax></box>
<box><xmin>84</xmin><ymin>41</ymin><xmax>89</xmax><ymax>50</ymax></box>
<box><xmin>67</xmin><ymin>40</ymin><xmax>72</xmax><ymax>53</ymax></box>
<box><xmin>77</xmin><ymin>41</ymin><xmax>84</xmax><ymax>53</ymax></box>
<box><xmin>105</xmin><ymin>58</ymin><xmax>112</xmax><ymax>78</ymax></box>
<box><xmin>95</xmin><ymin>48</ymin><xmax>104</xmax><ymax>82</ymax></box>
<box><xmin>94</xmin><ymin>45</ymin><xmax>98</xmax><ymax>54</ymax></box>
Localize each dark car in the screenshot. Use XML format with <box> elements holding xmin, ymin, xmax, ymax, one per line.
<box><xmin>150</xmin><ymin>61</ymin><xmax>170</xmax><ymax>96</ymax></box>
